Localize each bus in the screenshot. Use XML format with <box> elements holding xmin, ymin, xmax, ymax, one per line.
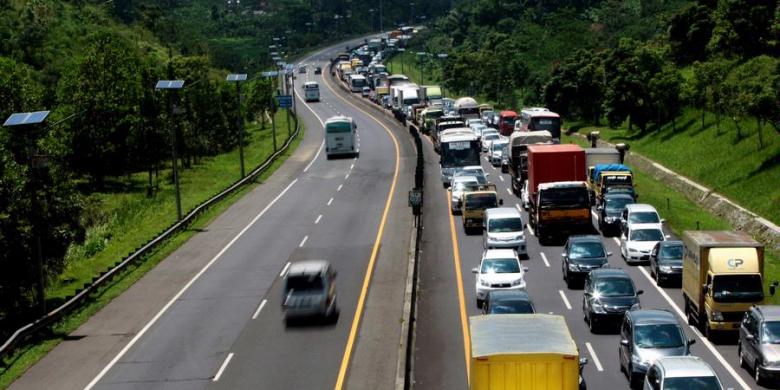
<box><xmin>303</xmin><ymin>81</ymin><xmax>320</xmax><ymax>102</ymax></box>
<box><xmin>325</xmin><ymin>116</ymin><xmax>358</xmax><ymax>159</ymax></box>
<box><xmin>519</xmin><ymin>108</ymin><xmax>562</xmax><ymax>143</ymax></box>
<box><xmin>440</xmin><ymin>129</ymin><xmax>481</xmax><ymax>186</ymax></box>
<box><xmin>349</xmin><ymin>74</ymin><xmax>367</xmax><ymax>92</ymax></box>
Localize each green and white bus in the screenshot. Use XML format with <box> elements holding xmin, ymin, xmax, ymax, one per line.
<box><xmin>303</xmin><ymin>81</ymin><xmax>320</xmax><ymax>102</ymax></box>
<box><xmin>325</xmin><ymin>116</ymin><xmax>358</xmax><ymax>159</ymax></box>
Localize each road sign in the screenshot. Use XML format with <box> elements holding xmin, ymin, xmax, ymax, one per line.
<box><xmin>275</xmin><ymin>95</ymin><xmax>293</xmax><ymax>108</ymax></box>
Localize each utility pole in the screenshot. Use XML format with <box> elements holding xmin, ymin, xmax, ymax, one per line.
<box><xmin>379</xmin><ymin>0</ymin><xmax>383</xmax><ymax>32</ymax></box>
<box><xmin>227</xmin><ymin>74</ymin><xmax>248</xmax><ymax>178</ymax></box>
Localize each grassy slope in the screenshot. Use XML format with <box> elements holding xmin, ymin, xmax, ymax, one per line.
<box><xmin>568</xmin><ymin>108</ymin><xmax>780</xmax><ymax>226</ymax></box>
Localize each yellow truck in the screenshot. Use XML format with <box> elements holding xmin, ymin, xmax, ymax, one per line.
<box><xmin>461</xmin><ymin>185</ymin><xmax>500</xmax><ymax>232</ymax></box>
<box><xmin>682</xmin><ymin>231</ymin><xmax>777</xmax><ymax>337</ymax></box>
<box><xmin>470</xmin><ymin>314</ymin><xmax>587</xmax><ymax>390</ymax></box>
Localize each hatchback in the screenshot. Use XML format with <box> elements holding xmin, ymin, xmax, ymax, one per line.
<box><xmin>643</xmin><ymin>356</ymin><xmax>722</xmax><ymax>390</ymax></box>
<box><xmin>562</xmin><ymin>235</ymin><xmax>610</xmax><ymax>288</ymax></box>
<box><xmin>649</xmin><ymin>240</ymin><xmax>683</xmax><ymax>285</ymax></box>
<box><xmin>583</xmin><ymin>268</ymin><xmax>643</xmax><ymax>332</ymax></box>
<box><xmin>481</xmin><ymin>290</ymin><xmax>535</xmax><ymax>315</ymax></box>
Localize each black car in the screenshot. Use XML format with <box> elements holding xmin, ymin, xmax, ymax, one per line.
<box><xmin>314</xmin><ymin>66</ymin><xmax>322</xmax><ymax>75</ymax></box>
<box><xmin>598</xmin><ymin>193</ymin><xmax>635</xmax><ymax>235</ymax></box>
<box><xmin>649</xmin><ymin>240</ymin><xmax>684</xmax><ymax>286</ymax></box>
<box><xmin>481</xmin><ymin>290</ymin><xmax>535</xmax><ymax>314</ymax></box>
<box><xmin>562</xmin><ymin>235</ymin><xmax>611</xmax><ymax>289</ymax></box>
<box><xmin>583</xmin><ymin>268</ymin><xmax>643</xmax><ymax>333</ymax></box>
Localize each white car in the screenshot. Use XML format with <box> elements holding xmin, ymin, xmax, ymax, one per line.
<box><xmin>620</xmin><ymin>204</ymin><xmax>664</xmax><ymax>235</ymax></box>
<box><xmin>448</xmin><ymin>176</ymin><xmax>480</xmax><ymax>214</ymax></box>
<box><xmin>621</xmin><ymin>223</ymin><xmax>668</xmax><ymax>263</ymax></box>
<box><xmin>472</xmin><ymin>249</ymin><xmax>527</xmax><ymax>308</ymax></box>
<box><xmin>489</xmin><ymin>140</ymin><xmax>508</xmax><ymax>166</ymax></box>
<box><xmin>465</xmin><ymin>118</ymin><xmax>483</xmax><ymax>127</ymax></box>
<box><xmin>361</xmin><ymin>86</ymin><xmax>371</xmax><ymax>97</ymax></box>
<box><xmin>481</xmin><ymin>131</ymin><xmax>500</xmax><ymax>152</ymax></box>
<box><xmin>470</xmin><ymin>123</ymin><xmax>488</xmax><ymax>139</ymax></box>
<box><xmin>521</xmin><ymin>180</ymin><xmax>530</xmax><ymax>210</ymax></box>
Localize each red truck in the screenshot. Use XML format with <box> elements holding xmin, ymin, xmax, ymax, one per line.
<box><xmin>497</xmin><ymin>110</ymin><xmax>518</xmax><ymax>136</ymax></box>
<box><xmin>527</xmin><ymin>144</ymin><xmax>591</xmax><ymax>244</ymax></box>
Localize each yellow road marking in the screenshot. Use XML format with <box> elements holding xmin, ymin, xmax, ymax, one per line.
<box><xmin>321</xmin><ymin>64</ymin><xmax>402</xmax><ymax>390</ymax></box>
<box><xmin>445</xmin><ymin>191</ymin><xmax>472</xmax><ymax>382</ymax></box>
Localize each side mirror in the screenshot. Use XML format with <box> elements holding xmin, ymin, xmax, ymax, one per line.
<box><xmin>665</xmin><ymin>234</ymin><xmax>671</xmax><ymax>239</ymax></box>
<box><xmin>636</xmin><ymin>290</ymin><xmax>644</xmax><ymax>296</ymax></box>
<box><xmin>620</xmin><ymin>339</ymin><xmax>630</xmax><ymax>346</ymax></box>
<box><xmin>471</xmin><ymin>267</ymin><xmax>479</xmax><ymax>274</ymax></box>
<box><xmin>579</xmin><ymin>357</ymin><xmax>588</xmax><ymax>366</ymax></box>
<box><xmin>485</xmin><ymin>173</ymin><xmax>491</xmax><ymax>177</ymax></box>
<box><xmin>607</xmin><ymin>252</ymin><xmax>613</xmax><ymax>257</ymax></box>
<box><xmin>522</xmin><ymin>266</ymin><xmax>529</xmax><ymax>272</ymax></box>
<box><xmin>660</xmin><ymin>218</ymin><xmax>666</xmax><ymax>223</ymax></box>
<box><xmin>746</xmin><ymin>334</ymin><xmax>755</xmax><ymax>342</ymax></box>
<box><xmin>687</xmin><ymin>339</ymin><xmax>696</xmax><ymax>346</ymax></box>
<box><xmin>597</xmin><ymin>205</ymin><xmax>604</xmax><ymax>211</ymax></box>
<box><xmin>561</xmin><ymin>253</ymin><xmax>567</xmax><ymax>259</ymax></box>
<box><xmin>499</xmin><ymin>199</ymin><xmax>504</xmax><ymax>206</ymax></box>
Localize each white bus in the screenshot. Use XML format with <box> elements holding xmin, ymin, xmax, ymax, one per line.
<box><xmin>303</xmin><ymin>81</ymin><xmax>320</xmax><ymax>102</ymax></box>
<box><xmin>325</xmin><ymin>116</ymin><xmax>358</xmax><ymax>159</ymax></box>
<box><xmin>349</xmin><ymin>74</ymin><xmax>367</xmax><ymax>92</ymax></box>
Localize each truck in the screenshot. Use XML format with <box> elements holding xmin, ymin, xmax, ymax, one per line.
<box><xmin>470</xmin><ymin>314</ymin><xmax>587</xmax><ymax>390</ymax></box>
<box><xmin>454</xmin><ymin>97</ymin><xmax>481</xmax><ymax>120</ymax></box>
<box><xmin>461</xmin><ymin>186</ymin><xmax>501</xmax><ymax>233</ymax></box>
<box><xmin>497</xmin><ymin>110</ymin><xmax>519</xmax><ymax>136</ymax></box>
<box><xmin>682</xmin><ymin>231</ymin><xmax>776</xmax><ymax>337</ymax></box>
<box><xmin>588</xmin><ymin>164</ymin><xmax>634</xmax><ymax>205</ymax></box>
<box><xmin>507</xmin><ymin>131</ymin><xmax>553</xmax><ymax>192</ymax></box>
<box><xmin>527</xmin><ymin>144</ymin><xmax>590</xmax><ymax>244</ymax></box>
<box><xmin>584</xmin><ymin>148</ymin><xmax>621</xmax><ymax>180</ymax></box>
<box><xmin>415</xmin><ymin>107</ymin><xmax>443</xmax><ymax>134</ymax></box>
<box><xmin>421</xmin><ymin>85</ymin><xmax>443</xmax><ymax>106</ymax></box>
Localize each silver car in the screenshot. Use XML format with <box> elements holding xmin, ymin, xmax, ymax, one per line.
<box><xmin>282</xmin><ymin>260</ymin><xmax>338</xmax><ymax>323</ymax></box>
<box><xmin>739</xmin><ymin>305</ymin><xmax>780</xmax><ymax>386</ymax></box>
<box><xmin>449</xmin><ymin>176</ymin><xmax>480</xmax><ymax>214</ymax></box>
<box><xmin>643</xmin><ymin>356</ymin><xmax>722</xmax><ymax>390</ymax></box>
<box><xmin>620</xmin><ymin>309</ymin><xmax>694</xmax><ymax>388</ymax></box>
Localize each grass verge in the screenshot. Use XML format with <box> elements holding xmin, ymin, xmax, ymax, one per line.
<box><xmin>0</xmin><ymin>112</ymin><xmax>304</xmax><ymax>388</ymax></box>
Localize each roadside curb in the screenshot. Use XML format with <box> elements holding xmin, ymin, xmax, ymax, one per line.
<box><xmin>395</xmin><ymin>217</ymin><xmax>420</xmax><ymax>390</ymax></box>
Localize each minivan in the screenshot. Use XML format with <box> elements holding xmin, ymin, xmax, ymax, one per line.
<box><xmin>483</xmin><ymin>207</ymin><xmax>526</xmax><ymax>256</ymax></box>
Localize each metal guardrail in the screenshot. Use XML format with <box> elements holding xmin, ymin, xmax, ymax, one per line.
<box><xmin>0</xmin><ymin>106</ymin><xmax>302</xmax><ymax>362</ymax></box>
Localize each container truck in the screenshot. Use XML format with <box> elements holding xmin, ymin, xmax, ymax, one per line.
<box><xmin>526</xmin><ymin>144</ymin><xmax>590</xmax><ymax>244</ymax></box>
<box><xmin>470</xmin><ymin>314</ymin><xmax>587</xmax><ymax>390</ymax></box>
<box><xmin>682</xmin><ymin>231</ymin><xmax>777</xmax><ymax>338</ymax></box>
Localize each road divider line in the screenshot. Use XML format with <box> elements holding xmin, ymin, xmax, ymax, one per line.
<box><xmin>540</xmin><ymin>252</ymin><xmax>550</xmax><ymax>268</ymax></box>
<box><xmin>84</xmin><ymin>177</ymin><xmax>299</xmax><ymax>390</ymax></box>
<box><xmin>337</xmin><ymin>184</ymin><xmax>343</xmax><ymax>192</ymax></box>
<box><xmin>635</xmin><ymin>266</ymin><xmax>751</xmax><ymax>389</ymax></box>
<box><xmin>350</xmin><ymin>163</ymin><xmax>354</xmax><ymax>170</ymax></box>
<box><xmin>212</xmin><ymin>352</ymin><xmax>234</xmax><ymax>382</ymax></box>
<box><xmin>345</xmin><ymin>173</ymin><xmax>350</xmax><ymax>180</ymax></box>
<box><xmin>498</xmin><ymin>176</ymin><xmax>504</xmax><ymax>182</ymax></box>
<box><xmin>252</xmin><ymin>299</ymin><xmax>267</xmax><ymax>320</ymax></box>
<box><xmin>558</xmin><ymin>290</ymin><xmax>572</xmax><ymax>310</ymax></box>
<box><xmin>299</xmin><ymin>235</ymin><xmax>308</xmax><ymax>248</ymax></box>
<box><xmin>585</xmin><ymin>343</ymin><xmax>604</xmax><ymax>372</ymax></box>
<box><xmin>279</xmin><ymin>261</ymin><xmax>291</xmax><ymax>278</ymax></box>
<box><xmin>612</xmin><ymin>237</ymin><xmax>620</xmax><ymax>245</ymax></box>
<box><xmin>444</xmin><ymin>190</ymin><xmax>473</xmax><ymax>382</ymax></box>
<box><xmin>506</xmin><ymin>188</ymin><xmax>512</xmax><ymax>195</ymax></box>
<box><xmin>315</xmin><ymin>214</ymin><xmax>323</xmax><ymax>224</ymax></box>
<box><xmin>323</xmin><ymin>64</ymin><xmax>402</xmax><ymax>390</ymax></box>
<box><xmin>327</xmin><ymin>197</ymin><xmax>334</xmax><ymax>206</ymax></box>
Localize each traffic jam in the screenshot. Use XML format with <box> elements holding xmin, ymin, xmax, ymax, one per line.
<box><xmin>315</xmin><ymin>28</ymin><xmax>777</xmax><ymax>390</ymax></box>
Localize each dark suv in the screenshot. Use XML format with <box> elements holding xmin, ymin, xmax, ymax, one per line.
<box><xmin>562</xmin><ymin>235</ymin><xmax>611</xmax><ymax>288</ymax></box>
<box><xmin>583</xmin><ymin>268</ymin><xmax>643</xmax><ymax>333</ymax></box>
<box><xmin>597</xmin><ymin>193</ymin><xmax>634</xmax><ymax>235</ymax></box>
<box><xmin>649</xmin><ymin>240</ymin><xmax>683</xmax><ymax>286</ymax></box>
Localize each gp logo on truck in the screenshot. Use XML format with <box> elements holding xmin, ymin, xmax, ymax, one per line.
<box><xmin>727</xmin><ymin>258</ymin><xmax>744</xmax><ymax>269</ymax></box>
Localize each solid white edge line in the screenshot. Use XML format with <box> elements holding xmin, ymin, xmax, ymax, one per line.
<box><xmin>315</xmin><ymin>214</ymin><xmax>322</xmax><ymax>224</ymax></box>
<box><xmin>82</xmin><ymin>178</ymin><xmax>299</xmax><ymax>390</ymax></box>
<box><xmin>585</xmin><ymin>342</ymin><xmax>604</xmax><ymax>372</ymax></box>
<box><xmin>327</xmin><ymin>197</ymin><xmax>334</xmax><ymax>206</ymax></box>
<box><xmin>635</xmin><ymin>266</ymin><xmax>751</xmax><ymax>390</ymax></box>
<box><xmin>279</xmin><ymin>261</ymin><xmax>291</xmax><ymax>278</ymax></box>
<box><xmin>299</xmin><ymin>235</ymin><xmax>308</xmax><ymax>248</ymax></box>
<box><xmin>540</xmin><ymin>252</ymin><xmax>550</xmax><ymax>268</ymax></box>
<box><xmin>212</xmin><ymin>352</ymin><xmax>234</xmax><ymax>382</ymax></box>
<box><xmin>558</xmin><ymin>290</ymin><xmax>572</xmax><ymax>310</ymax></box>
<box><xmin>252</xmin><ymin>299</ymin><xmax>267</xmax><ymax>320</ymax></box>
<box><xmin>303</xmin><ymin>140</ymin><xmax>325</xmax><ymax>173</ymax></box>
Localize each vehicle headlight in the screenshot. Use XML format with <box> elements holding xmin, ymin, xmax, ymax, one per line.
<box><xmin>659</xmin><ymin>265</ymin><xmax>673</xmax><ymax>273</ymax></box>
<box><xmin>592</xmin><ymin>301</ymin><xmax>606</xmax><ymax>314</ymax></box>
<box><xmin>516</xmin><ymin>233</ymin><xmax>524</xmax><ymax>240</ymax></box>
<box><xmin>480</xmin><ymin>278</ymin><xmax>490</xmax><ymax>287</ymax></box>
<box><xmin>604</xmin><ymin>216</ymin><xmax>616</xmax><ymax>223</ymax></box>
<box><xmin>711</xmin><ymin>310</ymin><xmax>724</xmax><ymax>322</ymax></box>
<box><xmin>631</xmin><ymin>354</ymin><xmax>651</xmax><ymax>367</ymax></box>
<box><xmin>628</xmin><ymin>247</ymin><xmax>638</xmax><ymax>253</ymax></box>
<box><xmin>511</xmin><ymin>278</ymin><xmax>525</xmax><ymax>286</ymax></box>
<box><xmin>568</xmin><ymin>264</ymin><xmax>580</xmax><ymax>271</ymax></box>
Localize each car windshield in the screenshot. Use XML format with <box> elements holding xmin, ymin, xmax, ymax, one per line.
<box><xmin>465</xmin><ymin>194</ymin><xmax>498</xmax><ymax>210</ymax></box>
<box><xmin>453</xmin><ymin>180</ymin><xmax>479</xmax><ymax>192</ymax></box>
<box><xmin>594</xmin><ymin>278</ymin><xmax>635</xmax><ymax>297</ymax></box>
<box><xmin>481</xmin><ymin>258</ymin><xmax>520</xmax><ymax>274</ymax></box>
<box><xmin>761</xmin><ymin>321</ymin><xmax>780</xmax><ymax>344</ymax></box>
<box><xmin>661</xmin><ymin>376</ymin><xmax>721</xmax><ymax>390</ymax></box>
<box><xmin>482</xmin><ymin>131</ymin><xmax>498</xmax><ymax>137</ymax></box>
<box><xmin>569</xmin><ymin>242</ymin><xmax>606</xmax><ymax>259</ymax></box>
<box><xmin>503</xmin><ymin>117</ymin><xmax>516</xmax><ymax>126</ymax></box>
<box><xmin>484</xmin><ymin>134</ymin><xmax>499</xmax><ymax>141</ymax></box>
<box><xmin>285</xmin><ymin>275</ymin><xmax>324</xmax><ymax>293</ymax></box>
<box><xmin>489</xmin><ymin>300</ymin><xmax>534</xmax><ymax>314</ymax></box>
<box><xmin>629</xmin><ymin>211</ymin><xmax>660</xmax><ymax>224</ymax></box>
<box><xmin>489</xmin><ymin>217</ymin><xmax>523</xmax><ymax>233</ymax></box>
<box><xmin>712</xmin><ymin>274</ymin><xmax>764</xmax><ymax>303</ymax></box>
<box><xmin>630</xmin><ymin>229</ymin><xmax>664</xmax><ymax>241</ymax></box>
<box><xmin>606</xmin><ymin>197</ymin><xmax>633</xmax><ymax>212</ymax></box>
<box><xmin>634</xmin><ymin>324</ymin><xmax>685</xmax><ymax>348</ymax></box>
<box><xmin>659</xmin><ymin>244</ymin><xmax>683</xmax><ymax>260</ymax></box>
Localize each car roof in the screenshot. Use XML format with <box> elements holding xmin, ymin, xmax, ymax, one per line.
<box><xmin>754</xmin><ymin>305</ymin><xmax>780</xmax><ymax>321</ymax></box>
<box><xmin>287</xmin><ymin>260</ymin><xmax>330</xmax><ymax>277</ymax></box>
<box><xmin>590</xmin><ymin>268</ymin><xmax>629</xmax><ymax>279</ymax></box>
<box><xmin>629</xmin><ymin>223</ymin><xmax>664</xmax><ymax>231</ymax></box>
<box><xmin>483</xmin><ymin>249</ymin><xmax>518</xmax><ymax>260</ymax></box>
<box><xmin>487</xmin><ymin>290</ymin><xmax>531</xmax><ymax>301</ymax></box>
<box><xmin>485</xmin><ymin>207</ymin><xmax>521</xmax><ymax>218</ymax></box>
<box><xmin>604</xmin><ymin>193</ymin><xmax>635</xmax><ymax>201</ymax></box>
<box><xmin>628</xmin><ymin>309</ymin><xmax>677</xmax><ymax>325</ymax></box>
<box><xmin>626</xmin><ymin>204</ymin><xmax>657</xmax><ymax>212</ymax></box>
<box><xmin>659</xmin><ymin>240</ymin><xmax>683</xmax><ymax>247</ymax></box>
<box><xmin>568</xmin><ymin>235</ymin><xmax>602</xmax><ymax>244</ymax></box>
<box><xmin>656</xmin><ymin>356</ymin><xmax>717</xmax><ymax>378</ymax></box>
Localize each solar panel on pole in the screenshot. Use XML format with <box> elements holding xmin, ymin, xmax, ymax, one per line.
<box><xmin>226</xmin><ymin>74</ymin><xmax>248</xmax><ymax>82</ymax></box>
<box><xmin>3</xmin><ymin>111</ymin><xmax>50</xmax><ymax>127</ymax></box>
<box><xmin>155</xmin><ymin>80</ymin><xmax>185</xmax><ymax>89</ymax></box>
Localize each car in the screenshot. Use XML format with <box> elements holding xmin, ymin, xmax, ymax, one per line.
<box><xmin>470</xmin><ymin>123</ymin><xmax>488</xmax><ymax>140</ymax></box>
<box><xmin>453</xmin><ymin>165</ymin><xmax>488</xmax><ymax>184</ymax></box>
<box><xmin>583</xmin><ymin>268</ymin><xmax>643</xmax><ymax>333</ymax></box>
<box><xmin>739</xmin><ymin>305</ymin><xmax>780</xmax><ymax>386</ymax></box>
<box><xmin>598</xmin><ymin>193</ymin><xmax>635</xmax><ymax>235</ymax></box>
<box><xmin>619</xmin><ymin>309</ymin><xmax>694</xmax><ymax>388</ymax></box>
<box><xmin>472</xmin><ymin>249</ymin><xmax>527</xmax><ymax>308</ymax></box>
<box><xmin>483</xmin><ymin>207</ymin><xmax>527</xmax><ymax>256</ymax></box>
<box><xmin>281</xmin><ymin>260</ymin><xmax>338</xmax><ymax>323</ymax></box>
<box><xmin>480</xmin><ymin>131</ymin><xmax>500</xmax><ymax>152</ymax></box>
<box><xmin>489</xmin><ymin>139</ymin><xmax>508</xmax><ymax>167</ymax></box>
<box><xmin>361</xmin><ymin>86</ymin><xmax>371</xmax><ymax>97</ymax></box>
<box><xmin>481</xmin><ymin>110</ymin><xmax>494</xmax><ymax>124</ymax></box>
<box><xmin>481</xmin><ymin>290</ymin><xmax>535</xmax><ymax>315</ymax></box>
<box><xmin>621</xmin><ymin>204</ymin><xmax>664</xmax><ymax>235</ymax></box>
<box><xmin>448</xmin><ymin>175</ymin><xmax>480</xmax><ymax>214</ymax></box>
<box><xmin>520</xmin><ymin>180</ymin><xmax>530</xmax><ymax>210</ymax></box>
<box><xmin>465</xmin><ymin>118</ymin><xmax>483</xmax><ymax>127</ymax></box>
<box><xmin>561</xmin><ymin>235</ymin><xmax>610</xmax><ymax>288</ymax></box>
<box><xmin>298</xmin><ymin>65</ymin><xmax>307</xmax><ymax>74</ymax></box>
<box><xmin>649</xmin><ymin>240</ymin><xmax>683</xmax><ymax>286</ymax></box>
<box><xmin>314</xmin><ymin>66</ymin><xmax>322</xmax><ymax>75</ymax></box>
<box><xmin>643</xmin><ymin>356</ymin><xmax>723</xmax><ymax>390</ymax></box>
<box><xmin>621</xmin><ymin>223</ymin><xmax>667</xmax><ymax>264</ymax></box>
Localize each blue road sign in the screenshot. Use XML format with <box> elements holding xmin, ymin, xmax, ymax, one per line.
<box><xmin>275</xmin><ymin>95</ymin><xmax>293</xmax><ymax>108</ymax></box>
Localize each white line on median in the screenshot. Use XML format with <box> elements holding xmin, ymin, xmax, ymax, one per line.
<box><xmin>337</xmin><ymin>184</ymin><xmax>343</xmax><ymax>192</ymax></box>
<box><xmin>540</xmin><ymin>252</ymin><xmax>550</xmax><ymax>267</ymax></box>
<box><xmin>558</xmin><ymin>290</ymin><xmax>572</xmax><ymax>310</ymax></box>
<box><xmin>84</xmin><ymin>177</ymin><xmax>299</xmax><ymax>390</ymax></box>
<box><xmin>279</xmin><ymin>261</ymin><xmax>291</xmax><ymax>277</ymax></box>
<box><xmin>327</xmin><ymin>197</ymin><xmax>334</xmax><ymax>206</ymax></box>
<box><xmin>212</xmin><ymin>352</ymin><xmax>234</xmax><ymax>382</ymax></box>
<box><xmin>252</xmin><ymin>299</ymin><xmax>267</xmax><ymax>320</ymax></box>
<box><xmin>585</xmin><ymin>343</ymin><xmax>604</xmax><ymax>372</ymax></box>
<box><xmin>299</xmin><ymin>235</ymin><xmax>308</xmax><ymax>247</ymax></box>
<box><xmin>315</xmin><ymin>214</ymin><xmax>322</xmax><ymax>224</ymax></box>
<box><xmin>635</xmin><ymin>266</ymin><xmax>751</xmax><ymax>390</ymax></box>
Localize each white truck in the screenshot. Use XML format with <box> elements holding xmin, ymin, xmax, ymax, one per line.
<box><xmin>454</xmin><ymin>97</ymin><xmax>481</xmax><ymax>120</ymax></box>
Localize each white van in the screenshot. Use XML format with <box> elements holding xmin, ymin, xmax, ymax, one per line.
<box><xmin>483</xmin><ymin>207</ymin><xmax>527</xmax><ymax>256</ymax></box>
<box><xmin>303</xmin><ymin>81</ymin><xmax>320</xmax><ymax>102</ymax></box>
<box><xmin>325</xmin><ymin>116</ymin><xmax>358</xmax><ymax>159</ymax></box>
<box><xmin>349</xmin><ymin>74</ymin><xmax>367</xmax><ymax>92</ymax></box>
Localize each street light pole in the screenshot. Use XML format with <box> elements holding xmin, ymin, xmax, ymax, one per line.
<box><xmin>438</xmin><ymin>53</ymin><xmax>448</xmax><ymax>97</ymax></box>
<box><xmin>155</xmin><ymin>79</ymin><xmax>185</xmax><ymax>221</ymax></box>
<box><xmin>227</xmin><ymin>73</ymin><xmax>248</xmax><ymax>178</ymax></box>
<box><xmin>398</xmin><ymin>47</ymin><xmax>406</xmax><ymax>74</ymax></box>
<box><xmin>417</xmin><ymin>52</ymin><xmax>426</xmax><ymax>85</ymax></box>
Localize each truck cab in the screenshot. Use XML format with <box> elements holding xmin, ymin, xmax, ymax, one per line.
<box><xmin>497</xmin><ymin>110</ymin><xmax>518</xmax><ymax>136</ymax></box>
<box><xmin>461</xmin><ymin>187</ymin><xmax>501</xmax><ymax>233</ymax></box>
<box><xmin>589</xmin><ymin>164</ymin><xmax>634</xmax><ymax>205</ymax></box>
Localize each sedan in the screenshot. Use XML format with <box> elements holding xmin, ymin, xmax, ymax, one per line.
<box><xmin>621</xmin><ymin>224</ymin><xmax>667</xmax><ymax>264</ymax></box>
<box><xmin>649</xmin><ymin>240</ymin><xmax>684</xmax><ymax>286</ymax></box>
<box><xmin>583</xmin><ymin>268</ymin><xmax>642</xmax><ymax>333</ymax></box>
<box><xmin>480</xmin><ymin>131</ymin><xmax>500</xmax><ymax>152</ymax></box>
<box><xmin>562</xmin><ymin>235</ymin><xmax>610</xmax><ymax>288</ymax></box>
<box><xmin>481</xmin><ymin>290</ymin><xmax>535</xmax><ymax>314</ymax></box>
<box><xmin>472</xmin><ymin>249</ymin><xmax>527</xmax><ymax>308</ymax></box>
<box><xmin>314</xmin><ymin>66</ymin><xmax>323</xmax><ymax>75</ymax></box>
